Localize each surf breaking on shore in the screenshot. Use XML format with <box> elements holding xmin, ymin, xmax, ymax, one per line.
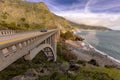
<box><xmin>84</xmin><ymin>41</ymin><xmax>120</xmax><ymax>64</ymax></box>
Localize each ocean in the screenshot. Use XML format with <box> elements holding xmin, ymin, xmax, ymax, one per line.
<box><xmin>77</xmin><ymin>30</ymin><xmax>120</xmax><ymax>62</ymax></box>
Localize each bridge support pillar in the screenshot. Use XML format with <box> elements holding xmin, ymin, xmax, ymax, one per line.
<box><xmin>0</xmin><ymin>50</ymin><xmax>4</xmax><ymax>62</ymax></box>
<box><xmin>24</xmin><ymin>49</ymin><xmax>36</xmax><ymax>61</ymax></box>
<box><xmin>52</xmin><ymin>34</ymin><xmax>57</xmax><ymax>59</ymax></box>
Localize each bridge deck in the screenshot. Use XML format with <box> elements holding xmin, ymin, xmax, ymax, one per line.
<box><xmin>0</xmin><ymin>30</ymin><xmax>54</xmax><ymax>45</ymax></box>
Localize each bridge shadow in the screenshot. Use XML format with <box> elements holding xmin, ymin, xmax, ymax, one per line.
<box><xmin>0</xmin><ymin>51</ymin><xmax>53</xmax><ymax>80</ymax></box>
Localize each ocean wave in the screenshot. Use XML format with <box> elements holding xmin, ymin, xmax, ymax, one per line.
<box><xmin>85</xmin><ymin>41</ymin><xmax>120</xmax><ymax>64</ymax></box>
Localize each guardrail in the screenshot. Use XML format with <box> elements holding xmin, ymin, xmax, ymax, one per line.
<box><xmin>0</xmin><ymin>28</ymin><xmax>58</xmax><ymax>36</ymax></box>
<box><xmin>0</xmin><ymin>30</ymin><xmax>38</xmax><ymax>36</ymax></box>
<box><xmin>0</xmin><ymin>30</ymin><xmax>17</xmax><ymax>36</ymax></box>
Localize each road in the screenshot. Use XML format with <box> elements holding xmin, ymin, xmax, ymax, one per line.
<box><xmin>0</xmin><ymin>30</ymin><xmax>53</xmax><ymax>45</ymax></box>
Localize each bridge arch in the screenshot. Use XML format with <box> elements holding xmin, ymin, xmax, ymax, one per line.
<box><xmin>24</xmin><ymin>44</ymin><xmax>56</xmax><ymax>62</ymax></box>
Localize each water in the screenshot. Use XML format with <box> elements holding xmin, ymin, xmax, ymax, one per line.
<box><xmin>77</xmin><ymin>30</ymin><xmax>120</xmax><ymax>62</ymax></box>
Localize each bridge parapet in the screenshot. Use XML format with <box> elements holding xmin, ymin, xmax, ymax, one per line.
<box><xmin>0</xmin><ymin>30</ymin><xmax>17</xmax><ymax>36</ymax></box>
<box><xmin>0</xmin><ymin>30</ymin><xmax>39</xmax><ymax>36</ymax></box>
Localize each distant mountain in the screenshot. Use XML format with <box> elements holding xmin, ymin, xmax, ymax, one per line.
<box><xmin>69</xmin><ymin>21</ymin><xmax>112</xmax><ymax>30</ymax></box>
<box><xmin>0</xmin><ymin>0</ymin><xmax>72</xmax><ymax>31</ymax></box>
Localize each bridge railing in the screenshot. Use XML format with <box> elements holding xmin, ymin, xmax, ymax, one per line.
<box><xmin>0</xmin><ymin>28</ymin><xmax>59</xmax><ymax>36</ymax></box>
<box><xmin>0</xmin><ymin>30</ymin><xmax>39</xmax><ymax>36</ymax></box>
<box><xmin>0</xmin><ymin>30</ymin><xmax>16</xmax><ymax>36</ymax></box>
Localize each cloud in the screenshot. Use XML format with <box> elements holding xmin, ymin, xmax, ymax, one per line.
<box><xmin>27</xmin><ymin>0</ymin><xmax>44</xmax><ymax>2</ymax></box>
<box><xmin>86</xmin><ymin>0</ymin><xmax>120</xmax><ymax>13</ymax></box>
<box><xmin>56</xmin><ymin>11</ymin><xmax>120</xmax><ymax>30</ymax></box>
<box><xmin>53</xmin><ymin>0</ymin><xmax>120</xmax><ymax>30</ymax></box>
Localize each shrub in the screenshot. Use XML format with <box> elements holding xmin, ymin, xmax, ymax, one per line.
<box><xmin>0</xmin><ymin>21</ymin><xmax>8</xmax><ymax>27</ymax></box>
<box><xmin>24</xmin><ymin>23</ymin><xmax>30</xmax><ymax>29</ymax></box>
<box><xmin>76</xmin><ymin>71</ymin><xmax>113</xmax><ymax>80</ymax></box>
<box><xmin>104</xmin><ymin>65</ymin><xmax>116</xmax><ymax>68</ymax></box>
<box><xmin>74</xmin><ymin>35</ymin><xmax>84</xmax><ymax>41</ymax></box>
<box><xmin>1</xmin><ymin>12</ymin><xmax>8</xmax><ymax>19</ymax></box>
<box><xmin>88</xmin><ymin>59</ymin><xmax>99</xmax><ymax>66</ymax></box>
<box><xmin>50</xmin><ymin>72</ymin><xmax>71</xmax><ymax>80</ymax></box>
<box><xmin>20</xmin><ymin>17</ymin><xmax>26</xmax><ymax>22</ymax></box>
<box><xmin>60</xmin><ymin>31</ymin><xmax>84</xmax><ymax>41</ymax></box>
<box><xmin>57</xmin><ymin>43</ymin><xmax>77</xmax><ymax>62</ymax></box>
<box><xmin>60</xmin><ymin>50</ymin><xmax>77</xmax><ymax>61</ymax></box>
<box><xmin>77</xmin><ymin>60</ymin><xmax>86</xmax><ymax>66</ymax></box>
<box><xmin>60</xmin><ymin>31</ymin><xmax>75</xmax><ymax>40</ymax></box>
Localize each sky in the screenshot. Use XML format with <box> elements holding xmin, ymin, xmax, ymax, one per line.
<box><xmin>27</xmin><ymin>0</ymin><xmax>120</xmax><ymax>30</ymax></box>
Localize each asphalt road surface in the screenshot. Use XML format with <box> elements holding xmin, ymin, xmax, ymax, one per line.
<box><xmin>0</xmin><ymin>30</ymin><xmax>52</xmax><ymax>45</ymax></box>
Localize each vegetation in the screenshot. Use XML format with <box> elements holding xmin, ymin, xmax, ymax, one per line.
<box><xmin>60</xmin><ymin>31</ymin><xmax>84</xmax><ymax>41</ymax></box>
<box><xmin>60</xmin><ymin>31</ymin><xmax>75</xmax><ymax>40</ymax></box>
<box><xmin>105</xmin><ymin>65</ymin><xmax>117</xmax><ymax>69</ymax></box>
<box><xmin>57</xmin><ymin>42</ymin><xmax>77</xmax><ymax>61</ymax></box>
<box><xmin>0</xmin><ymin>0</ymin><xmax>72</xmax><ymax>31</ymax></box>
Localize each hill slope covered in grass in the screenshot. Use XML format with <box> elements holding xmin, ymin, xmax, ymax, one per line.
<box><xmin>69</xmin><ymin>21</ymin><xmax>111</xmax><ymax>30</ymax></box>
<box><xmin>0</xmin><ymin>0</ymin><xmax>72</xmax><ymax>31</ymax></box>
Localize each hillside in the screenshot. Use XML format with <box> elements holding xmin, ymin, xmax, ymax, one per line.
<box><xmin>0</xmin><ymin>0</ymin><xmax>72</xmax><ymax>31</ymax></box>
<box><xmin>69</xmin><ymin>21</ymin><xmax>112</xmax><ymax>30</ymax></box>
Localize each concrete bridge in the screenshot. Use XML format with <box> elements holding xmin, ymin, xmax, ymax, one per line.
<box><xmin>0</xmin><ymin>29</ymin><xmax>59</xmax><ymax>71</ymax></box>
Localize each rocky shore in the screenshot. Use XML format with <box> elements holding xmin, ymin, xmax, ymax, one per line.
<box><xmin>65</xmin><ymin>40</ymin><xmax>120</xmax><ymax>69</ymax></box>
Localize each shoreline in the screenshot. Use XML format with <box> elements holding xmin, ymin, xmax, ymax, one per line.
<box><xmin>65</xmin><ymin>40</ymin><xmax>120</xmax><ymax>69</ymax></box>
<box><xmin>84</xmin><ymin>41</ymin><xmax>120</xmax><ymax>64</ymax></box>
<box><xmin>74</xmin><ymin>30</ymin><xmax>120</xmax><ymax>64</ymax></box>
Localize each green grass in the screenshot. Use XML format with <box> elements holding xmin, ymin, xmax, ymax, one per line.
<box><xmin>77</xmin><ymin>65</ymin><xmax>120</xmax><ymax>80</ymax></box>
<box><xmin>36</xmin><ymin>65</ymin><xmax>120</xmax><ymax>80</ymax></box>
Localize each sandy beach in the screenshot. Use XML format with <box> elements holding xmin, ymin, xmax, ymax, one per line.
<box><xmin>65</xmin><ymin>40</ymin><xmax>120</xmax><ymax>69</ymax></box>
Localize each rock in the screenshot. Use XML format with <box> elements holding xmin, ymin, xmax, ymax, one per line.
<box><xmin>67</xmin><ymin>71</ymin><xmax>76</xmax><ymax>76</ymax></box>
<box><xmin>69</xmin><ymin>60</ymin><xmax>77</xmax><ymax>63</ymax></box>
<box><xmin>59</xmin><ymin>63</ymin><xmax>69</xmax><ymax>72</ymax></box>
<box><xmin>35</xmin><ymin>68</ymin><xmax>50</xmax><ymax>76</ymax></box>
<box><xmin>11</xmin><ymin>69</ymin><xmax>38</xmax><ymax>80</ymax></box>
<box><xmin>69</xmin><ymin>63</ymin><xmax>80</xmax><ymax>71</ymax></box>
<box><xmin>11</xmin><ymin>68</ymin><xmax>50</xmax><ymax>80</ymax></box>
<box><xmin>11</xmin><ymin>75</ymin><xmax>38</xmax><ymax>80</ymax></box>
<box><xmin>25</xmin><ymin>69</ymin><xmax>38</xmax><ymax>76</ymax></box>
<box><xmin>77</xmin><ymin>60</ymin><xmax>86</xmax><ymax>66</ymax></box>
